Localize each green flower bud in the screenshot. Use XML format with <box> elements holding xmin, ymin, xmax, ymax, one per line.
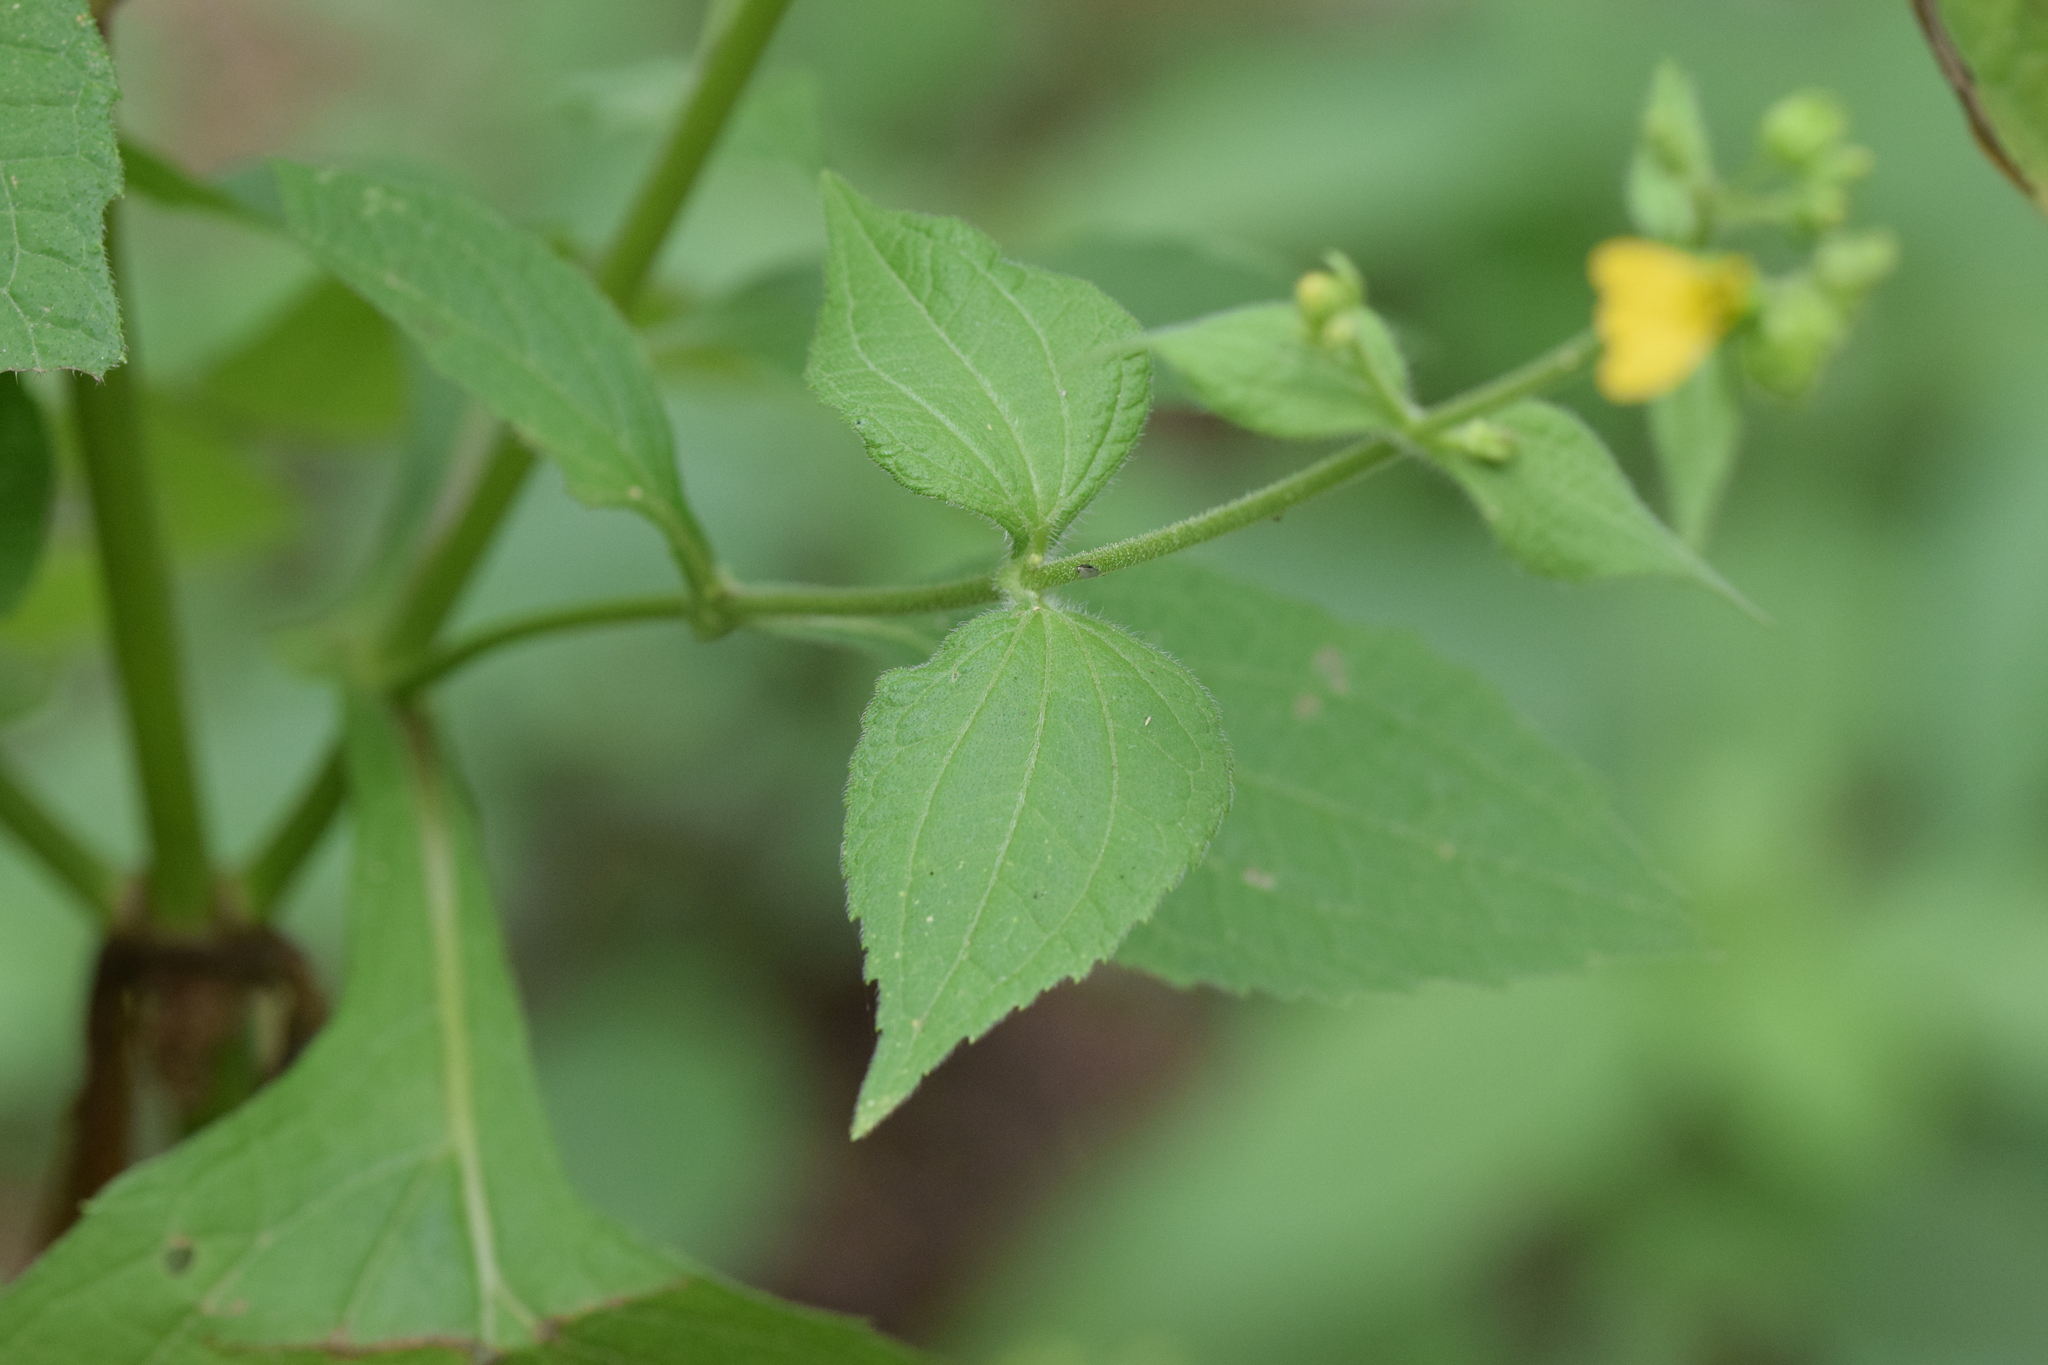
<box><xmin>1761</xmin><ymin>90</ymin><xmax>1848</xmax><ymax>166</ymax></box>
<box><xmin>1438</xmin><ymin>419</ymin><xmax>1517</xmax><ymax>464</ymax></box>
<box><xmin>1295</xmin><ymin>272</ymin><xmax>1347</xmax><ymax>331</ymax></box>
<box><xmin>1740</xmin><ymin>275</ymin><xmax>1847</xmax><ymax>399</ymax></box>
<box><xmin>1296</xmin><ymin>250</ymin><xmax>1365</xmax><ymax>341</ymax></box>
<box><xmin>1793</xmin><ymin>182</ymin><xmax>1852</xmax><ymax>232</ymax></box>
<box><xmin>1813</xmin><ymin>228</ymin><xmax>1899</xmax><ymax>299</ymax></box>
<box><xmin>1817</xmin><ymin>143</ymin><xmax>1875</xmax><ymax>185</ymax></box>
<box><xmin>1318</xmin><ymin>309</ymin><xmax>1360</xmax><ymax>349</ymax></box>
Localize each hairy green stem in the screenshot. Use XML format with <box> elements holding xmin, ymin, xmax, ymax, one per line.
<box><xmin>1422</xmin><ymin>329</ymin><xmax>1598</xmax><ymax>431</ymax></box>
<box><xmin>72</xmin><ymin>211</ymin><xmax>215</xmax><ymax>930</ymax></box>
<box><xmin>1025</xmin><ymin>329</ymin><xmax>1598</xmax><ymax>591</ymax></box>
<box><xmin>241</xmin><ymin>0</ymin><xmax>794</xmax><ymax>916</ymax></box>
<box><xmin>727</xmin><ymin>574</ymin><xmax>998</xmax><ymax>622</ymax></box>
<box><xmin>1026</xmin><ymin>438</ymin><xmax>1403</xmax><ymax>591</ymax></box>
<box><xmin>0</xmin><ymin>753</ymin><xmax>119</xmax><ymax>923</ymax></box>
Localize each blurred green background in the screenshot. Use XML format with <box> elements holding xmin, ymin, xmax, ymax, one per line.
<box><xmin>5</xmin><ymin>0</ymin><xmax>2048</xmax><ymax>1361</ymax></box>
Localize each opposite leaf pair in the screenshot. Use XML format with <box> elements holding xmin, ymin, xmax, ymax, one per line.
<box><xmin>808</xmin><ymin>179</ymin><xmax>1695</xmax><ymax>1133</ymax></box>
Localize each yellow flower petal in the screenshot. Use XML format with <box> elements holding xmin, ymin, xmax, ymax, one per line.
<box><xmin>1589</xmin><ymin>238</ymin><xmax>1754</xmax><ymax>403</ymax></box>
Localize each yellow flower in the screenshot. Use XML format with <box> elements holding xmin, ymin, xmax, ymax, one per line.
<box><xmin>1589</xmin><ymin>238</ymin><xmax>1755</xmax><ymax>403</ymax></box>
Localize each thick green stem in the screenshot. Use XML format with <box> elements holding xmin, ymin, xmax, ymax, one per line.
<box><xmin>0</xmin><ymin>753</ymin><xmax>119</xmax><ymax>923</ymax></box>
<box><xmin>71</xmin><ymin>212</ymin><xmax>215</xmax><ymax>930</ymax></box>
<box><xmin>595</xmin><ymin>0</ymin><xmax>795</xmax><ymax>307</ymax></box>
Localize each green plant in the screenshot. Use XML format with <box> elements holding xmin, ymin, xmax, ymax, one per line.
<box><xmin>0</xmin><ymin>3</ymin><xmax>1892</xmax><ymax>1360</ymax></box>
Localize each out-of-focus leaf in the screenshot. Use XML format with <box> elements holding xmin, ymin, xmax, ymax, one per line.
<box><xmin>0</xmin><ymin>377</ymin><xmax>55</xmax><ymax>615</ymax></box>
<box><xmin>118</xmin><ymin>139</ymin><xmax>276</xmax><ymax>231</ymax></box>
<box><xmin>1426</xmin><ymin>400</ymin><xmax>1742</xmax><ymax>603</ymax></box>
<box><xmin>0</xmin><ymin>545</ymin><xmax>94</xmax><ymax>654</ymax></box>
<box><xmin>202</xmin><ymin>279</ymin><xmax>406</xmax><ymax>441</ymax></box>
<box><xmin>0</xmin><ymin>0</ymin><xmax>123</xmax><ymax>375</ymax></box>
<box><xmin>954</xmin><ymin>976</ymin><xmax>1642</xmax><ymax>1364</ymax></box>
<box><xmin>1076</xmin><ymin>563</ymin><xmax>1693</xmax><ymax>998</ymax></box>
<box><xmin>0</xmin><ymin>701</ymin><xmax>917</xmax><ymax>1361</ymax></box>
<box><xmin>1915</xmin><ymin>0</ymin><xmax>2048</xmax><ymax>211</ymax></box>
<box><xmin>1148</xmin><ymin>302</ymin><xmax>1408</xmax><ymax>440</ymax></box>
<box><xmin>807</xmin><ymin>173</ymin><xmax>1151</xmax><ymax>552</ymax></box>
<box><xmin>1033</xmin><ymin>236</ymin><xmax>1293</xmax><ymax>412</ymax></box>
<box><xmin>500</xmin><ymin>1282</ymin><xmax>925</xmax><ymax>1364</ymax></box>
<box><xmin>842</xmin><ymin>603</ymin><xmax>1230</xmax><ymax>1136</ymax></box>
<box><xmin>562</xmin><ymin>63</ymin><xmax>823</xmax><ymax>175</ymax></box>
<box><xmin>721</xmin><ymin>71</ymin><xmax>826</xmax><ymax>174</ymax></box>
<box><xmin>1034</xmin><ymin>237</ymin><xmax>1292</xmax><ymax>331</ymax></box>
<box><xmin>0</xmin><ymin>642</ymin><xmax>52</xmax><ymax>722</ymax></box>
<box><xmin>148</xmin><ymin>395</ymin><xmax>294</xmax><ymax>557</ymax></box>
<box><xmin>650</xmin><ymin>266</ymin><xmax>821</xmax><ymax>385</ymax></box>
<box><xmin>0</xmin><ymin>700</ymin><xmax>677</xmax><ymax>1361</ymax></box>
<box><xmin>1649</xmin><ymin>347</ymin><xmax>1742</xmax><ymax>547</ymax></box>
<box><xmin>754</xmin><ymin>613</ymin><xmax>951</xmax><ymax>666</ymax></box>
<box><xmin>273</xmin><ymin>164</ymin><xmax>696</xmax><ymax>561</ymax></box>
<box><xmin>1627</xmin><ymin>61</ymin><xmax>1716</xmax><ymax>246</ymax></box>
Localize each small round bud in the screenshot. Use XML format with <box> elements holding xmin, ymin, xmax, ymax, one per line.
<box><xmin>1741</xmin><ymin>276</ymin><xmax>1846</xmax><ymax>399</ymax></box>
<box><xmin>1818</xmin><ymin>143</ymin><xmax>1875</xmax><ymax>184</ymax></box>
<box><xmin>1793</xmin><ymin>182</ymin><xmax>1851</xmax><ymax>233</ymax></box>
<box><xmin>1813</xmin><ymin>228</ymin><xmax>1899</xmax><ymax>298</ymax></box>
<box><xmin>1296</xmin><ymin>252</ymin><xmax>1364</xmax><ymax>341</ymax></box>
<box><xmin>1761</xmin><ymin>90</ymin><xmax>1848</xmax><ymax>166</ymax></box>
<box><xmin>1318</xmin><ymin>310</ymin><xmax>1361</xmax><ymax>348</ymax></box>
<box><xmin>1296</xmin><ymin>271</ymin><xmax>1347</xmax><ymax>323</ymax></box>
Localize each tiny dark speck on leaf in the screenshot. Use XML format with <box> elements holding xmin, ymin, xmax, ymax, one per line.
<box><xmin>164</xmin><ymin>1238</ymin><xmax>195</xmax><ymax>1275</ymax></box>
<box><xmin>1074</xmin><ymin>564</ymin><xmax>1101</xmax><ymax>579</ymax></box>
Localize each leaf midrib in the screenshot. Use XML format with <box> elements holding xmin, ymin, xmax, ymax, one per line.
<box><xmin>839</xmin><ymin>202</ymin><xmax>1047</xmax><ymax>526</ymax></box>
<box><xmin>404</xmin><ymin>723</ymin><xmax>539</xmax><ymax>1347</ymax></box>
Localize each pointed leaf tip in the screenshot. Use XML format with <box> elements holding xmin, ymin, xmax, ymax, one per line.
<box><xmin>842</xmin><ymin>604</ymin><xmax>1230</xmax><ymax>1135</ymax></box>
